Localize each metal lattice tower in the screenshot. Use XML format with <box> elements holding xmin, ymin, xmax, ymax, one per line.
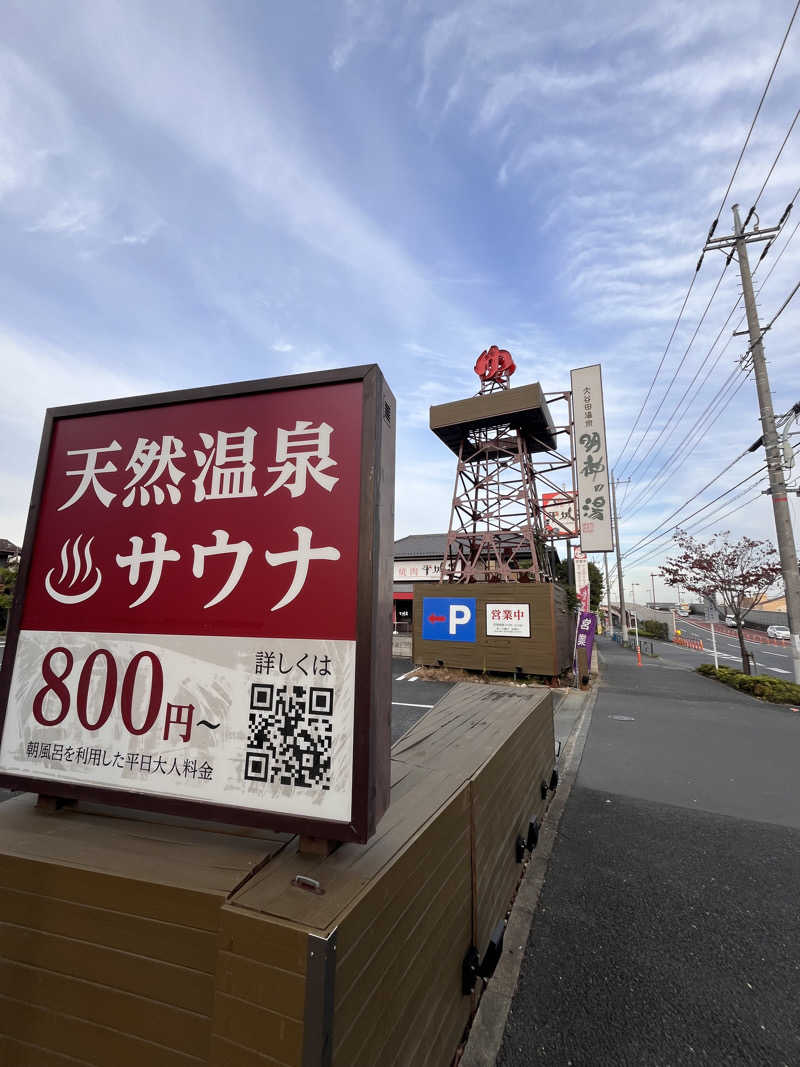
<box><xmin>430</xmin><ymin>347</ymin><xmax>569</xmax><ymax>584</ymax></box>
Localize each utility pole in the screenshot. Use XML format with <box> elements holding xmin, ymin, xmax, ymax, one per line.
<box><xmin>650</xmin><ymin>572</ymin><xmax>657</xmax><ymax>607</ymax></box>
<box><xmin>605</xmin><ymin>552</ymin><xmax>613</xmax><ymax>638</ymax></box>
<box><xmin>611</xmin><ymin>472</ymin><xmax>627</xmax><ymax>642</ymax></box>
<box><xmin>704</xmin><ymin>204</ymin><xmax>800</xmax><ymax>683</ymax></box>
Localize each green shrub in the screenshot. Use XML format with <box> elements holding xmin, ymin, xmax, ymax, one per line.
<box><xmin>640</xmin><ymin>620</ymin><xmax>668</xmax><ymax>640</ymax></box>
<box><xmin>697</xmin><ymin>664</ymin><xmax>800</xmax><ymax>705</ymax></box>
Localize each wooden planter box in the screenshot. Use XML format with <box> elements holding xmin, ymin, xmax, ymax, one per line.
<box><xmin>413</xmin><ymin>582</ymin><xmax>573</xmax><ymax>678</ymax></box>
<box><xmin>0</xmin><ymin>685</ymin><xmax>555</xmax><ymax>1067</ymax></box>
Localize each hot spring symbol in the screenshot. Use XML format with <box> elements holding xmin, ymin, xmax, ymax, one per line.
<box><xmin>45</xmin><ymin>535</ymin><xmax>103</xmax><ymax>604</ymax></box>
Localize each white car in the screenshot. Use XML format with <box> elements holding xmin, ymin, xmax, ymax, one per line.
<box><xmin>725</xmin><ymin>615</ymin><xmax>736</xmax><ymax>627</ymax></box>
<box><xmin>767</xmin><ymin>624</ymin><xmax>790</xmax><ymax>640</ymax></box>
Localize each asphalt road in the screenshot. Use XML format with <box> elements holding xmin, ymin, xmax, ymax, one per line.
<box><xmin>390</xmin><ymin>656</ymin><xmax>454</xmax><ymax>742</ymax></box>
<box><xmin>634</xmin><ymin>618</ymin><xmax>797</xmax><ymax>681</ymax></box>
<box><xmin>500</xmin><ymin>638</ymin><xmax>800</xmax><ymax>1066</ymax></box>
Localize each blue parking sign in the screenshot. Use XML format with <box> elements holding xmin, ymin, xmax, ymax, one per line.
<box><xmin>422</xmin><ymin>597</ymin><xmax>477</xmax><ymax>642</ymax></box>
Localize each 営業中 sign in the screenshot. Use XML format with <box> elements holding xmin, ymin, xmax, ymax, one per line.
<box><xmin>571</xmin><ymin>364</ymin><xmax>613</xmax><ymax>552</ymax></box>
<box><xmin>0</xmin><ymin>366</ymin><xmax>395</xmax><ymax>843</ymax></box>
<box><xmin>486</xmin><ymin>604</ymin><xmax>530</xmax><ymax>638</ymax></box>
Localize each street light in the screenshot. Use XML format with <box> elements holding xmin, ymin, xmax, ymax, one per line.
<box><xmin>650</xmin><ymin>572</ymin><xmax>658</xmax><ymax>607</ymax></box>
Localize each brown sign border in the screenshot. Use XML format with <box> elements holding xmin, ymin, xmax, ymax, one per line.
<box><xmin>0</xmin><ymin>364</ymin><xmax>394</xmax><ymax>843</ymax></box>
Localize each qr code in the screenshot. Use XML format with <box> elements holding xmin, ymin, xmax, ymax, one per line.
<box><xmin>245</xmin><ymin>683</ymin><xmax>333</xmax><ymax>789</ymax></box>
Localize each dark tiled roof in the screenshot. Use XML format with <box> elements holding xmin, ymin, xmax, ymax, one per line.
<box><xmin>393</xmin><ymin>533</ymin><xmax>448</xmax><ymax>559</ymax></box>
<box><xmin>0</xmin><ymin>539</ymin><xmax>20</xmax><ymax>555</ymax></box>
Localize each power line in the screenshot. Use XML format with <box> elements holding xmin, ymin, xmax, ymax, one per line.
<box><xmin>621</xmin><ymin>361</ymin><xmax>750</xmax><ymax>520</ymax></box>
<box><xmin>611</xmin><ymin>462</ymin><xmax>765</xmax><ymax>582</ymax></box>
<box><xmin>740</xmin><ymin>273</ymin><xmax>800</xmax><ymax>359</ymax></box>
<box><xmin>621</xmin><ymin>263</ymin><xmax>736</xmax><ymax>483</ymax></box>
<box><xmin>607</xmin><ymin>471</ymin><xmax>766</xmax><ymax>588</ymax></box>
<box><xmin>743</xmin><ymin>106</ymin><xmax>800</xmax><ymax>227</ymax></box>
<box><xmin>612</xmin><ymin>269</ymin><xmax>701</xmax><ymax>472</ymax></box>
<box><xmin>614</xmin><ymin>0</ymin><xmax>800</xmax><ymax>474</ymax></box>
<box><xmin>621</xmin><ymin>219</ymin><xmax>798</xmax><ymax>519</ymax></box>
<box><xmin>619</xmin><ymin>483</ymin><xmax>766</xmax><ymax>571</ymax></box>
<box><xmin>710</xmin><ymin>0</ymin><xmax>800</xmax><ymax>229</ymax></box>
<box><xmin>621</xmin><ymin>458</ymin><xmax>764</xmax><ymax>560</ymax></box>
<box><xmin>628</xmin><ymin>107</ymin><xmax>800</xmax><ymax>494</ymax></box>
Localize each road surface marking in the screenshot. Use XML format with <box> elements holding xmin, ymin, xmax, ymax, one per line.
<box><xmin>392</xmin><ymin>701</ymin><xmax>435</xmax><ymax>709</ymax></box>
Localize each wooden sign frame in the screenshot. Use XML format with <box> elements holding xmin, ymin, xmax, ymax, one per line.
<box><xmin>0</xmin><ymin>365</ymin><xmax>394</xmax><ymax>843</ymax></box>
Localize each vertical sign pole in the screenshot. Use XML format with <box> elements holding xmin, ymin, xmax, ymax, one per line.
<box><xmin>611</xmin><ymin>473</ymin><xmax>627</xmax><ymax>643</ymax></box>
<box><xmin>711</xmin><ymin>622</ymin><xmax>719</xmax><ymax>670</ymax></box>
<box><xmin>604</xmin><ymin>552</ymin><xmax>613</xmax><ymax>639</ymax></box>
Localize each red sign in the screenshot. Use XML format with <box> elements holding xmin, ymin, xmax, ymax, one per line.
<box><xmin>22</xmin><ymin>384</ymin><xmax>361</xmax><ymax>639</ymax></box>
<box><xmin>0</xmin><ymin>366</ymin><xmax>395</xmax><ymax>843</ymax></box>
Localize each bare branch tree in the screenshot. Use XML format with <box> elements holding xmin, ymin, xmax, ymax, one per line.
<box><xmin>659</xmin><ymin>529</ymin><xmax>782</xmax><ymax>675</ymax></box>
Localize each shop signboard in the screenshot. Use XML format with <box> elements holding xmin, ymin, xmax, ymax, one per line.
<box><xmin>571</xmin><ymin>364</ymin><xmax>613</xmax><ymax>552</ymax></box>
<box><xmin>573</xmin><ymin>550</ymin><xmax>590</xmax><ymax>612</ymax></box>
<box><xmin>393</xmin><ymin>559</ymin><xmax>443</xmax><ymax>581</ymax></box>
<box><xmin>541</xmin><ymin>491</ymin><xmax>577</xmax><ymax>539</ymax></box>
<box><xmin>486</xmin><ymin>603</ymin><xmax>531</xmax><ymax>638</ymax></box>
<box><xmin>0</xmin><ymin>366</ymin><xmax>395</xmax><ymax>843</ymax></box>
<box><xmin>575</xmin><ymin>611</ymin><xmax>597</xmax><ymax>669</ymax></box>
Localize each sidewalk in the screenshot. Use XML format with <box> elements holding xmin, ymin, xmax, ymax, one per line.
<box><xmin>473</xmin><ymin>638</ymin><xmax>800</xmax><ymax>1065</ymax></box>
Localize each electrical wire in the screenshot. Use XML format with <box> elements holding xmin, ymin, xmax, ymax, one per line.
<box><xmin>612</xmin><ymin>270</ymin><xmax>701</xmax><ymax>473</ymax></box>
<box><xmin>614</xmin><ymin>0</ymin><xmax>800</xmax><ymax>475</ymax></box>
<box><xmin>620</xmin><ymin>488</ymin><xmax>764</xmax><ymax>572</ymax></box>
<box><xmin>711</xmin><ymin>0</ymin><xmax>800</xmax><ymax>228</ymax></box>
<box><xmin>621</xmin><ymin>460</ymin><xmax>765</xmax><ymax>560</ymax></box>
<box><xmin>608</xmin><ymin>462</ymin><xmax>766</xmax><ymax>589</ymax></box>
<box><xmin>619</xmin><ymin>261</ymin><xmax>733</xmax><ymax>481</ymax></box>
<box><xmin>623</xmin><ymin>268</ymin><xmax>739</xmax><ymax>485</ymax></box>
<box><xmin>620</xmin><ymin>219</ymin><xmax>799</xmax><ymax>520</ymax></box>
<box><xmin>741</xmin><ymin>274</ymin><xmax>800</xmax><ymax>358</ymax></box>
<box><xmin>619</xmin><ymin>484</ymin><xmax>766</xmax><ymax>571</ymax></box>
<box><xmin>743</xmin><ymin>107</ymin><xmax>800</xmax><ymax>227</ymax></box>
<box><xmin>621</xmin><ymin>361</ymin><xmax>750</xmax><ymax>521</ymax></box>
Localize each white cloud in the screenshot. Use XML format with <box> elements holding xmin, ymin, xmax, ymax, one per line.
<box><xmin>0</xmin><ymin>328</ymin><xmax>162</xmax><ymax>543</ymax></box>
<box><xmin>28</xmin><ymin>198</ymin><xmax>104</xmax><ymax>235</ymax></box>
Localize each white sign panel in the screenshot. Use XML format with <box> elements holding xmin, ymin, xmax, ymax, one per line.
<box><xmin>486</xmin><ymin>604</ymin><xmax>531</xmax><ymax>638</ymax></box>
<box><xmin>0</xmin><ymin>631</ymin><xmax>355</xmax><ymax>823</ymax></box>
<box><xmin>571</xmin><ymin>364</ymin><xmax>613</xmax><ymax>552</ymax></box>
<box><xmin>573</xmin><ymin>551</ymin><xmax>589</xmax><ymax>595</ymax></box>
<box><xmin>393</xmin><ymin>559</ymin><xmax>444</xmax><ymax>582</ymax></box>
<box><xmin>542</xmin><ymin>492</ymin><xmax>577</xmax><ymax>538</ymax></box>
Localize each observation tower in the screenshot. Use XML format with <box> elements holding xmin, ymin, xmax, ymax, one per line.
<box><xmin>431</xmin><ymin>346</ymin><xmax>564</xmax><ymax>584</ymax></box>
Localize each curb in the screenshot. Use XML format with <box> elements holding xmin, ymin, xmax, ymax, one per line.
<box><xmin>459</xmin><ymin>680</ymin><xmax>598</xmax><ymax>1066</ymax></box>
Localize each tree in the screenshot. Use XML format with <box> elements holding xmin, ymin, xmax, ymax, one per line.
<box><xmin>0</xmin><ymin>562</ymin><xmax>18</xmax><ymax>633</ymax></box>
<box><xmin>659</xmin><ymin>529</ymin><xmax>782</xmax><ymax>675</ymax></box>
<box><xmin>588</xmin><ymin>561</ymin><xmax>604</xmax><ymax>611</ymax></box>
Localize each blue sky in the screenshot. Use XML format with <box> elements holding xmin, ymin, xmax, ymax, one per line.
<box><xmin>3</xmin><ymin>0</ymin><xmax>800</xmax><ymax>602</ymax></box>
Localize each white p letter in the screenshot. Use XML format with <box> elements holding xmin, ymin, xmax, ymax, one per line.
<box><xmin>449</xmin><ymin>604</ymin><xmax>471</xmax><ymax>634</ymax></box>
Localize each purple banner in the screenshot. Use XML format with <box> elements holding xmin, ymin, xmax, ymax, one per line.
<box><xmin>575</xmin><ymin>611</ymin><xmax>596</xmax><ymax>671</ymax></box>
